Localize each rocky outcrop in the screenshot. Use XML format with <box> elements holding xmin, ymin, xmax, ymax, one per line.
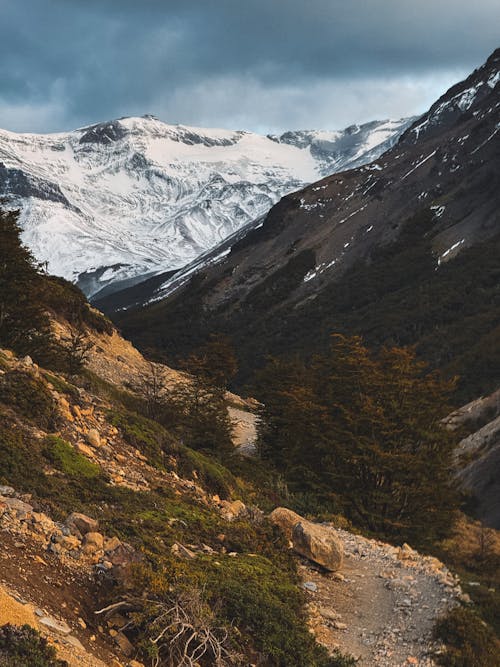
<box><xmin>447</xmin><ymin>388</ymin><xmax>500</xmax><ymax>528</ymax></box>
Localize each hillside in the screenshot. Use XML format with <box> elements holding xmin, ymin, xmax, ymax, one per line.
<box><xmin>0</xmin><ymin>116</ymin><xmax>411</xmax><ymax>297</ymax></box>
<box><xmin>2</xmin><ymin>206</ymin><xmax>500</xmax><ymax>665</ymax></box>
<box><xmin>113</xmin><ymin>49</ymin><xmax>500</xmax><ymax>401</ymax></box>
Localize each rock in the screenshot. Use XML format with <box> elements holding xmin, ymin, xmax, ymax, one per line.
<box><xmin>292</xmin><ymin>521</ymin><xmax>344</xmax><ymax>572</ymax></box>
<box><xmin>269</xmin><ymin>507</ymin><xmax>303</xmax><ymax>541</ymax></box>
<box><xmin>86</xmin><ymin>428</ymin><xmax>101</xmax><ymax>448</ymax></box>
<box><xmin>57</xmin><ymin>535</ymin><xmax>82</xmax><ymax>551</ymax></box>
<box><xmin>39</xmin><ymin>616</ymin><xmax>72</xmax><ymax>635</ymax></box>
<box><xmin>114</xmin><ymin>631</ymin><xmax>135</xmax><ymax>657</ymax></box>
<box><xmin>75</xmin><ymin>442</ymin><xmax>95</xmax><ymax>457</ymax></box>
<box><xmin>303</xmin><ymin>581</ymin><xmax>318</xmax><ymax>592</ymax></box>
<box><xmin>104</xmin><ymin>536</ymin><xmax>122</xmax><ymax>553</ymax></box>
<box><xmin>3</xmin><ymin>497</ymin><xmax>33</xmax><ymax>517</ymax></box>
<box><xmin>64</xmin><ymin>635</ymin><xmax>85</xmax><ymax>650</ymax></box>
<box><xmin>220</xmin><ymin>499</ymin><xmax>247</xmax><ymax>520</ymax></box>
<box><xmin>171</xmin><ymin>542</ymin><xmax>196</xmax><ymax>559</ymax></box>
<box><xmin>0</xmin><ymin>485</ymin><xmax>15</xmax><ymax>496</ymax></box>
<box><xmin>82</xmin><ymin>531</ymin><xmax>104</xmax><ymax>555</ymax></box>
<box><xmin>66</xmin><ymin>511</ymin><xmax>99</xmax><ymax>535</ymax></box>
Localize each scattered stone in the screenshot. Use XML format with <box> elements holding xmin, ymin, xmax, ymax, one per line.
<box><xmin>171</xmin><ymin>542</ymin><xmax>196</xmax><ymax>560</ymax></box>
<box><xmin>39</xmin><ymin>616</ymin><xmax>72</xmax><ymax>635</ymax></box>
<box><xmin>114</xmin><ymin>631</ymin><xmax>135</xmax><ymax>657</ymax></box>
<box><xmin>82</xmin><ymin>532</ymin><xmax>104</xmax><ymax>554</ymax></box>
<box><xmin>75</xmin><ymin>442</ymin><xmax>95</xmax><ymax>458</ymax></box>
<box><xmin>303</xmin><ymin>581</ymin><xmax>318</xmax><ymax>592</ymax></box>
<box><xmin>86</xmin><ymin>428</ymin><xmax>101</xmax><ymax>448</ymax></box>
<box><xmin>63</xmin><ymin>635</ymin><xmax>85</xmax><ymax>650</ymax></box>
<box><xmin>66</xmin><ymin>512</ymin><xmax>99</xmax><ymax>536</ymax></box>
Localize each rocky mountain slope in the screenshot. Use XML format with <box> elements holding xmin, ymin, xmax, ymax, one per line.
<box><xmin>0</xmin><ymin>116</ymin><xmax>411</xmax><ymax>297</ymax></box>
<box><xmin>114</xmin><ymin>49</ymin><xmax>500</xmax><ymax>398</ymax></box>
<box><xmin>446</xmin><ymin>389</ymin><xmax>500</xmax><ymax>528</ymax></box>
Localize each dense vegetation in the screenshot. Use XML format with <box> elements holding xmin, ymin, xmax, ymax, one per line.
<box><xmin>0</xmin><ymin>206</ymin><xmax>498</xmax><ymax>664</ymax></box>
<box><xmin>0</xmin><ymin>624</ymin><xmax>67</xmax><ymax>667</ymax></box>
<box><xmin>255</xmin><ymin>334</ymin><xmax>459</xmax><ymax>546</ymax></box>
<box><xmin>115</xmin><ymin>212</ymin><xmax>500</xmax><ymax>403</ymax></box>
<box><xmin>0</xmin><ymin>207</ymin><xmax>111</xmax><ymax>372</ymax></box>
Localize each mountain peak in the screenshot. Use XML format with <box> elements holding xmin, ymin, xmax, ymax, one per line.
<box><xmin>0</xmin><ymin>114</ymin><xmax>411</xmax><ymax>297</ymax></box>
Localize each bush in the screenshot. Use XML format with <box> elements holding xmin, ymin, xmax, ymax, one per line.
<box><xmin>106</xmin><ymin>408</ymin><xmax>175</xmax><ymax>465</ymax></box>
<box><xmin>0</xmin><ymin>624</ymin><xmax>67</xmax><ymax>667</ymax></box>
<box><xmin>0</xmin><ymin>371</ymin><xmax>57</xmax><ymax>430</ymax></box>
<box><xmin>176</xmin><ymin>446</ymin><xmax>238</xmax><ymax>499</ymax></box>
<box><xmin>434</xmin><ymin>607</ymin><xmax>500</xmax><ymax>666</ymax></box>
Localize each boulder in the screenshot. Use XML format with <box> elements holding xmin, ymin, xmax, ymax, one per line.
<box><xmin>219</xmin><ymin>499</ymin><xmax>247</xmax><ymax>520</ymax></box>
<box><xmin>86</xmin><ymin>428</ymin><xmax>101</xmax><ymax>448</ymax></box>
<box><xmin>269</xmin><ymin>507</ymin><xmax>303</xmax><ymax>541</ymax></box>
<box><xmin>82</xmin><ymin>532</ymin><xmax>104</xmax><ymax>554</ymax></box>
<box><xmin>66</xmin><ymin>512</ymin><xmax>99</xmax><ymax>536</ymax></box>
<box><xmin>292</xmin><ymin>521</ymin><xmax>343</xmax><ymax>572</ymax></box>
<box><xmin>104</xmin><ymin>536</ymin><xmax>122</xmax><ymax>553</ymax></box>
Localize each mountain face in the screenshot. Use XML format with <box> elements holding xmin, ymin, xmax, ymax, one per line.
<box><xmin>114</xmin><ymin>49</ymin><xmax>500</xmax><ymax>397</ymax></box>
<box><xmin>0</xmin><ymin>115</ymin><xmax>411</xmax><ymax>297</ymax></box>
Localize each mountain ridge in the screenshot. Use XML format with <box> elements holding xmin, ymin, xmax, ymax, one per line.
<box><xmin>0</xmin><ymin>115</ymin><xmax>412</xmax><ymax>296</ymax></box>
<box><xmin>113</xmin><ymin>48</ymin><xmax>500</xmax><ymax>399</ymax></box>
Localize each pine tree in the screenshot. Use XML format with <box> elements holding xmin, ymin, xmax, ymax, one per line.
<box><xmin>0</xmin><ymin>207</ymin><xmax>52</xmax><ymax>358</ymax></box>
<box><xmin>257</xmin><ymin>335</ymin><xmax>459</xmax><ymax>544</ymax></box>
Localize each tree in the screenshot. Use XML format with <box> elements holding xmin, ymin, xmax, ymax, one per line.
<box><xmin>64</xmin><ymin>330</ymin><xmax>94</xmax><ymax>375</ymax></box>
<box><xmin>132</xmin><ymin>362</ymin><xmax>169</xmax><ymax>420</ymax></box>
<box><xmin>162</xmin><ymin>375</ymin><xmax>233</xmax><ymax>455</ymax></box>
<box><xmin>181</xmin><ymin>335</ymin><xmax>238</xmax><ymax>388</ymax></box>
<box><xmin>257</xmin><ymin>335</ymin><xmax>460</xmax><ymax>545</ymax></box>
<box><xmin>0</xmin><ymin>207</ymin><xmax>52</xmax><ymax>358</ymax></box>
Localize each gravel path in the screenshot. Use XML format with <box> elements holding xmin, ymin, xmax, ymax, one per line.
<box><xmin>300</xmin><ymin>528</ymin><xmax>462</xmax><ymax>666</ymax></box>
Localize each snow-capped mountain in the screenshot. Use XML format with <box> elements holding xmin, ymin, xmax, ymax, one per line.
<box><xmin>0</xmin><ymin>115</ymin><xmax>412</xmax><ymax>296</ymax></box>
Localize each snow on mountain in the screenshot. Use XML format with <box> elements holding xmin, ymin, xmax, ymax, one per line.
<box><xmin>0</xmin><ymin>114</ymin><xmax>412</xmax><ymax>296</ymax></box>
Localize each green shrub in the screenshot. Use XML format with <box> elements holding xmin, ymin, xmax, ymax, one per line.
<box><xmin>106</xmin><ymin>408</ymin><xmax>175</xmax><ymax>465</ymax></box>
<box><xmin>42</xmin><ymin>436</ymin><xmax>100</xmax><ymax>479</ymax></box>
<box><xmin>0</xmin><ymin>371</ymin><xmax>56</xmax><ymax>430</ymax></box>
<box><xmin>0</xmin><ymin>624</ymin><xmax>67</xmax><ymax>667</ymax></box>
<box><xmin>176</xmin><ymin>445</ymin><xmax>238</xmax><ymax>498</ymax></box>
<box><xmin>434</xmin><ymin>606</ymin><xmax>500</xmax><ymax>666</ymax></box>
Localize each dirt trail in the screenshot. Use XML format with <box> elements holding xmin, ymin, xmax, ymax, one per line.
<box><xmin>301</xmin><ymin>529</ymin><xmax>461</xmax><ymax>666</ymax></box>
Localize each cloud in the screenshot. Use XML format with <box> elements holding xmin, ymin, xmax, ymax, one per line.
<box><xmin>0</xmin><ymin>0</ymin><xmax>498</xmax><ymax>133</ymax></box>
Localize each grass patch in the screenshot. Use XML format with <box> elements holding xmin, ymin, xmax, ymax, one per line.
<box><xmin>42</xmin><ymin>435</ymin><xmax>100</xmax><ymax>479</ymax></box>
<box><xmin>0</xmin><ymin>371</ymin><xmax>57</xmax><ymax>430</ymax></box>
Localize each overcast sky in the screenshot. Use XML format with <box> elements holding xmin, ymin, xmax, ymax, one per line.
<box><xmin>1</xmin><ymin>0</ymin><xmax>498</xmax><ymax>134</ymax></box>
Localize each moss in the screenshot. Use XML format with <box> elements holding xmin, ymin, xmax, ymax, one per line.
<box><xmin>42</xmin><ymin>436</ymin><xmax>100</xmax><ymax>479</ymax></box>
<box><xmin>0</xmin><ymin>371</ymin><xmax>56</xmax><ymax>430</ymax></box>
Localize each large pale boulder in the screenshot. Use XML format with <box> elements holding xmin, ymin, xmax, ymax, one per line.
<box><xmin>292</xmin><ymin>521</ymin><xmax>343</xmax><ymax>572</ymax></box>
<box><xmin>269</xmin><ymin>507</ymin><xmax>303</xmax><ymax>541</ymax></box>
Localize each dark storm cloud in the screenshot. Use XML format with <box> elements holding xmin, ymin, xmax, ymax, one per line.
<box><xmin>0</xmin><ymin>0</ymin><xmax>499</xmax><ymax>132</ymax></box>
